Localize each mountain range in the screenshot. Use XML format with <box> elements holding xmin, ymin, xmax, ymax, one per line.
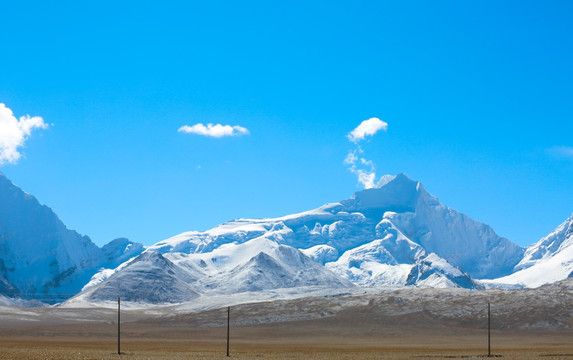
<box><xmin>0</xmin><ymin>172</ymin><xmax>571</xmax><ymax>305</ymax></box>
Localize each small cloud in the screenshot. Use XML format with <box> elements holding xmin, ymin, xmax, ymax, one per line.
<box><xmin>347</xmin><ymin>117</ymin><xmax>388</xmax><ymax>143</ymax></box>
<box><xmin>360</xmin><ymin>158</ymin><xmax>374</xmax><ymax>167</ymax></box>
<box><xmin>343</xmin><ymin>150</ymin><xmax>358</xmax><ymax>166</ymax></box>
<box><xmin>0</xmin><ymin>103</ymin><xmax>49</xmax><ymax>165</ymax></box>
<box><xmin>178</xmin><ymin>123</ymin><xmax>249</xmax><ymax>138</ymax></box>
<box><xmin>344</xmin><ymin>146</ymin><xmax>377</xmax><ymax>189</ymax></box>
<box><xmin>547</xmin><ymin>146</ymin><xmax>573</xmax><ymax>159</ymax></box>
<box><xmin>355</xmin><ymin>168</ymin><xmax>376</xmax><ymax>189</ymax></box>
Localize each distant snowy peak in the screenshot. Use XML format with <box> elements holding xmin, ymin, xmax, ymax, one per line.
<box><xmin>516</xmin><ymin>213</ymin><xmax>573</xmax><ymax>271</ymax></box>
<box><xmin>485</xmin><ymin>213</ymin><xmax>573</xmax><ymax>289</ymax></box>
<box><xmin>102</xmin><ymin>238</ymin><xmax>146</xmax><ymax>267</ymax></box>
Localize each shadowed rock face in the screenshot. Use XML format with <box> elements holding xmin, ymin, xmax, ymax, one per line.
<box><xmin>0</xmin><ymin>173</ymin><xmax>145</xmax><ymax>302</ymax></box>
<box><xmin>0</xmin><ymin>173</ymin><xmax>101</xmax><ymax>298</ymax></box>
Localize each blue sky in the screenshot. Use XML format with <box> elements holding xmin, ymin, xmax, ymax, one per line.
<box><xmin>1</xmin><ymin>1</ymin><xmax>572</xmax><ymax>247</ymax></box>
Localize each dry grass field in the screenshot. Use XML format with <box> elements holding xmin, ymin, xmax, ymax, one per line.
<box><xmin>0</xmin><ymin>305</ymin><xmax>572</xmax><ymax>359</ymax></box>
<box><xmin>0</xmin><ymin>328</ymin><xmax>572</xmax><ymax>359</ymax></box>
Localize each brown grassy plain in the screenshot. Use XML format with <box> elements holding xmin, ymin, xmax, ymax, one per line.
<box><xmin>0</xmin><ymin>304</ymin><xmax>572</xmax><ymax>360</ymax></box>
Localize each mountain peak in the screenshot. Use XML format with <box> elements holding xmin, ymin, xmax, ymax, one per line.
<box><xmin>344</xmin><ymin>173</ymin><xmax>422</xmax><ymax>212</ymax></box>
<box><xmin>375</xmin><ymin>172</ymin><xmax>414</xmax><ymax>188</ymax></box>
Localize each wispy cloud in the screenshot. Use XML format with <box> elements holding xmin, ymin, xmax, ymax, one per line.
<box><xmin>344</xmin><ymin>146</ymin><xmax>377</xmax><ymax>188</ymax></box>
<box><xmin>345</xmin><ymin>117</ymin><xmax>388</xmax><ymax>189</ymax></box>
<box><xmin>347</xmin><ymin>117</ymin><xmax>388</xmax><ymax>143</ymax></box>
<box><xmin>0</xmin><ymin>103</ymin><xmax>49</xmax><ymax>165</ymax></box>
<box><xmin>178</xmin><ymin>123</ymin><xmax>249</xmax><ymax>138</ymax></box>
<box><xmin>547</xmin><ymin>146</ymin><xmax>573</xmax><ymax>159</ymax></box>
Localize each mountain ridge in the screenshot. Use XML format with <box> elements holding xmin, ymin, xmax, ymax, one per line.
<box><xmin>2</xmin><ymin>171</ymin><xmax>572</xmax><ymax>305</ymax></box>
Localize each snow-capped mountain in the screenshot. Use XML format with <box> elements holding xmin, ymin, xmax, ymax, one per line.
<box><xmin>484</xmin><ymin>213</ymin><xmax>573</xmax><ymax>288</ymax></box>
<box><xmin>135</xmin><ymin>173</ymin><xmax>520</xmax><ymax>292</ymax></box>
<box><xmin>0</xmin><ymin>173</ymin><xmax>145</xmax><ymax>301</ymax></box>
<box><xmin>72</xmin><ymin>172</ymin><xmax>525</xmax><ymax>305</ymax></box>
<box><xmin>80</xmin><ymin>251</ymin><xmax>201</xmax><ymax>304</ymax></box>
<box><xmin>6</xmin><ymin>171</ymin><xmax>561</xmax><ymax>305</ymax></box>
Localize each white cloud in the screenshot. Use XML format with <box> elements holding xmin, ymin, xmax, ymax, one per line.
<box><xmin>347</xmin><ymin>117</ymin><xmax>388</xmax><ymax>143</ymax></box>
<box><xmin>178</xmin><ymin>123</ymin><xmax>249</xmax><ymax>138</ymax></box>
<box><xmin>547</xmin><ymin>146</ymin><xmax>573</xmax><ymax>159</ymax></box>
<box><xmin>355</xmin><ymin>168</ymin><xmax>376</xmax><ymax>189</ymax></box>
<box><xmin>343</xmin><ymin>150</ymin><xmax>358</xmax><ymax>165</ymax></box>
<box><xmin>360</xmin><ymin>158</ymin><xmax>374</xmax><ymax>167</ymax></box>
<box><xmin>0</xmin><ymin>103</ymin><xmax>49</xmax><ymax>165</ymax></box>
<box><xmin>347</xmin><ymin>158</ymin><xmax>377</xmax><ymax>189</ymax></box>
<box><xmin>344</xmin><ymin>146</ymin><xmax>377</xmax><ymax>189</ymax></box>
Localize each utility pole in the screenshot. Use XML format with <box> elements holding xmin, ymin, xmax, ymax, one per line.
<box><xmin>487</xmin><ymin>301</ymin><xmax>491</xmax><ymax>357</ymax></box>
<box><xmin>118</xmin><ymin>296</ymin><xmax>121</xmax><ymax>355</ymax></box>
<box><xmin>226</xmin><ymin>306</ymin><xmax>230</xmax><ymax>357</ymax></box>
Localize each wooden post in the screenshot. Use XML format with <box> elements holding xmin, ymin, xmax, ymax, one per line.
<box><xmin>226</xmin><ymin>306</ymin><xmax>230</xmax><ymax>357</ymax></box>
<box><xmin>118</xmin><ymin>296</ymin><xmax>121</xmax><ymax>355</ymax></box>
<box><xmin>488</xmin><ymin>301</ymin><xmax>491</xmax><ymax>357</ymax></box>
